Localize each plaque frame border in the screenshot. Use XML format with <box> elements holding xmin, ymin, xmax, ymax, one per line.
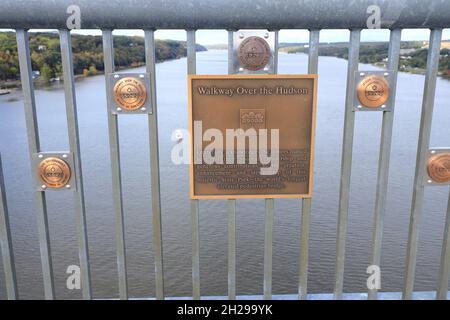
<box><xmin>188</xmin><ymin>74</ymin><xmax>318</xmax><ymax>200</ymax></box>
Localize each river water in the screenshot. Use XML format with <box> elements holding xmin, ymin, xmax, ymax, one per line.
<box><xmin>0</xmin><ymin>50</ymin><xmax>449</xmax><ymax>299</ymax></box>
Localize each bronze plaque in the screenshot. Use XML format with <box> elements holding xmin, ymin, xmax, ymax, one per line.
<box><xmin>113</xmin><ymin>77</ymin><xmax>148</xmax><ymax>111</ymax></box>
<box><xmin>189</xmin><ymin>75</ymin><xmax>317</xmax><ymax>199</ymax></box>
<box><xmin>237</xmin><ymin>36</ymin><xmax>271</xmax><ymax>71</ymax></box>
<box><xmin>427</xmin><ymin>153</ymin><xmax>450</xmax><ymax>183</ymax></box>
<box><xmin>38</xmin><ymin>157</ymin><xmax>72</xmax><ymax>188</ymax></box>
<box><xmin>357</xmin><ymin>75</ymin><xmax>390</xmax><ymax>108</ymax></box>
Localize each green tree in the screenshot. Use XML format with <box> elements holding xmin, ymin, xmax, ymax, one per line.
<box><xmin>40</xmin><ymin>63</ymin><xmax>52</xmax><ymax>84</ymax></box>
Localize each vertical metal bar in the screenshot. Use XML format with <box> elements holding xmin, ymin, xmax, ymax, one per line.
<box><xmin>273</xmin><ymin>31</ymin><xmax>279</xmax><ymax>74</ymax></box>
<box><xmin>298</xmin><ymin>29</ymin><xmax>320</xmax><ymax>301</ymax></box>
<box><xmin>0</xmin><ymin>154</ymin><xmax>18</xmax><ymax>299</ymax></box>
<box><xmin>261</xmin><ymin>29</ymin><xmax>280</xmax><ymax>300</ymax></box>
<box><xmin>191</xmin><ymin>199</ymin><xmax>200</xmax><ymax>300</ymax></box>
<box><xmin>403</xmin><ymin>29</ymin><xmax>443</xmax><ymax>300</ymax></box>
<box><xmin>16</xmin><ymin>29</ymin><xmax>55</xmax><ymax>300</ymax></box>
<box><xmin>59</xmin><ymin>29</ymin><xmax>92</xmax><ymax>300</ymax></box>
<box><xmin>368</xmin><ymin>29</ymin><xmax>402</xmax><ymax>300</ymax></box>
<box><xmin>262</xmin><ymin>29</ymin><xmax>279</xmax><ymax>301</ymax></box>
<box><xmin>227</xmin><ymin>30</ymin><xmax>237</xmax><ymax>300</ymax></box>
<box><xmin>227</xmin><ymin>30</ymin><xmax>234</xmax><ymax>75</ymax></box>
<box><xmin>227</xmin><ymin>200</ymin><xmax>236</xmax><ymax>300</ymax></box>
<box><xmin>263</xmin><ymin>198</ymin><xmax>274</xmax><ymax>300</ymax></box>
<box><xmin>144</xmin><ymin>30</ymin><xmax>165</xmax><ymax>300</ymax></box>
<box><xmin>102</xmin><ymin>30</ymin><xmax>128</xmax><ymax>300</ymax></box>
<box><xmin>437</xmin><ymin>190</ymin><xmax>450</xmax><ymax>300</ymax></box>
<box><xmin>334</xmin><ymin>29</ymin><xmax>361</xmax><ymax>300</ymax></box>
<box><xmin>187</xmin><ymin>30</ymin><xmax>200</xmax><ymax>300</ymax></box>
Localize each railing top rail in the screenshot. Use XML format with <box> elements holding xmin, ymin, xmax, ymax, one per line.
<box><xmin>1</xmin><ymin>0</ymin><xmax>450</xmax><ymax>30</ymax></box>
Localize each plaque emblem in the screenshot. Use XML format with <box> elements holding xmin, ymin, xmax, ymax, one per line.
<box><xmin>427</xmin><ymin>153</ymin><xmax>450</xmax><ymax>183</ymax></box>
<box><xmin>237</xmin><ymin>36</ymin><xmax>271</xmax><ymax>71</ymax></box>
<box><xmin>357</xmin><ymin>75</ymin><xmax>390</xmax><ymax>108</ymax></box>
<box><xmin>240</xmin><ymin>109</ymin><xmax>266</xmax><ymax>130</ymax></box>
<box><xmin>113</xmin><ymin>77</ymin><xmax>148</xmax><ymax>111</ymax></box>
<box><xmin>38</xmin><ymin>157</ymin><xmax>72</xmax><ymax>188</ymax></box>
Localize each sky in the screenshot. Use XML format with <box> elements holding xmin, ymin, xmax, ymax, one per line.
<box><xmin>2</xmin><ymin>28</ymin><xmax>450</xmax><ymax>45</ymax></box>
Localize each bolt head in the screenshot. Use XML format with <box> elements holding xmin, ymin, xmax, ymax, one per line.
<box><xmin>38</xmin><ymin>154</ymin><xmax>44</xmax><ymax>158</ymax></box>
<box><xmin>116</xmin><ymin>108</ymin><xmax>122</xmax><ymax>112</ymax></box>
<box><xmin>62</xmin><ymin>154</ymin><xmax>68</xmax><ymax>158</ymax></box>
<box><xmin>357</xmin><ymin>105</ymin><xmax>362</xmax><ymax>109</ymax></box>
<box><xmin>41</xmin><ymin>185</ymin><xmax>47</xmax><ymax>189</ymax></box>
<box><xmin>360</xmin><ymin>72</ymin><xmax>365</xmax><ymax>76</ymax></box>
<box><xmin>381</xmin><ymin>105</ymin><xmax>386</xmax><ymax>109</ymax></box>
<box><xmin>431</xmin><ymin>150</ymin><xmax>436</xmax><ymax>154</ymax></box>
<box><xmin>239</xmin><ymin>33</ymin><xmax>244</xmax><ymax>39</ymax></box>
<box><xmin>65</xmin><ymin>185</ymin><xmax>71</xmax><ymax>188</ymax></box>
<box><xmin>139</xmin><ymin>74</ymin><xmax>144</xmax><ymax>78</ymax></box>
<box><xmin>114</xmin><ymin>74</ymin><xmax>119</xmax><ymax>78</ymax></box>
<box><xmin>427</xmin><ymin>179</ymin><xmax>433</xmax><ymax>184</ymax></box>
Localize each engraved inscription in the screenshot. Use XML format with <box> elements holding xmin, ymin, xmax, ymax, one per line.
<box><xmin>427</xmin><ymin>153</ymin><xmax>450</xmax><ymax>183</ymax></box>
<box><xmin>38</xmin><ymin>157</ymin><xmax>72</xmax><ymax>188</ymax></box>
<box><xmin>113</xmin><ymin>76</ymin><xmax>147</xmax><ymax>110</ymax></box>
<box><xmin>237</xmin><ymin>36</ymin><xmax>271</xmax><ymax>71</ymax></box>
<box><xmin>357</xmin><ymin>75</ymin><xmax>390</xmax><ymax>108</ymax></box>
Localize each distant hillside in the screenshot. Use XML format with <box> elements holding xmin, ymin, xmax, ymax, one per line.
<box><xmin>0</xmin><ymin>32</ymin><xmax>207</xmax><ymax>84</ymax></box>
<box><xmin>280</xmin><ymin>41</ymin><xmax>450</xmax><ymax>77</ymax></box>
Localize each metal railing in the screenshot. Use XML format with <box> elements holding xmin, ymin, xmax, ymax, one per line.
<box><xmin>0</xmin><ymin>0</ymin><xmax>449</xmax><ymax>300</ymax></box>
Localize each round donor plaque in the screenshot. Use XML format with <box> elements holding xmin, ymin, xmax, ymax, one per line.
<box><xmin>237</xmin><ymin>36</ymin><xmax>271</xmax><ymax>71</ymax></box>
<box><xmin>357</xmin><ymin>75</ymin><xmax>390</xmax><ymax>108</ymax></box>
<box><xmin>38</xmin><ymin>157</ymin><xmax>72</xmax><ymax>188</ymax></box>
<box><xmin>113</xmin><ymin>77</ymin><xmax>147</xmax><ymax>111</ymax></box>
<box><xmin>427</xmin><ymin>153</ymin><xmax>450</xmax><ymax>183</ymax></box>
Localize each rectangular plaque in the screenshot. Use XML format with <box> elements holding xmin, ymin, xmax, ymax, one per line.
<box><xmin>189</xmin><ymin>75</ymin><xmax>317</xmax><ymax>199</ymax></box>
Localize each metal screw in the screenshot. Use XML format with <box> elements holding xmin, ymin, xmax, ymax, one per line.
<box><xmin>239</xmin><ymin>67</ymin><xmax>244</xmax><ymax>72</ymax></box>
<box><xmin>38</xmin><ymin>154</ymin><xmax>44</xmax><ymax>158</ymax></box>
<box><xmin>431</xmin><ymin>150</ymin><xmax>436</xmax><ymax>154</ymax></box>
<box><xmin>264</xmin><ymin>32</ymin><xmax>269</xmax><ymax>38</ymax></box>
<box><xmin>360</xmin><ymin>72</ymin><xmax>365</xmax><ymax>76</ymax></box>
<box><xmin>114</xmin><ymin>74</ymin><xmax>119</xmax><ymax>78</ymax></box>
<box><xmin>381</xmin><ymin>105</ymin><xmax>386</xmax><ymax>109</ymax></box>
<box><xmin>139</xmin><ymin>74</ymin><xmax>144</xmax><ymax>78</ymax></box>
<box><xmin>239</xmin><ymin>32</ymin><xmax>244</xmax><ymax>39</ymax></box>
<box><xmin>62</xmin><ymin>154</ymin><xmax>68</xmax><ymax>158</ymax></box>
<box><xmin>357</xmin><ymin>105</ymin><xmax>362</xmax><ymax>109</ymax></box>
<box><xmin>384</xmin><ymin>72</ymin><xmax>389</xmax><ymax>76</ymax></box>
<box><xmin>427</xmin><ymin>179</ymin><xmax>433</xmax><ymax>184</ymax></box>
<box><xmin>41</xmin><ymin>185</ymin><xmax>47</xmax><ymax>189</ymax></box>
<box><xmin>117</xmin><ymin>107</ymin><xmax>122</xmax><ymax>112</ymax></box>
<box><xmin>263</xmin><ymin>67</ymin><xmax>269</xmax><ymax>71</ymax></box>
<box><xmin>66</xmin><ymin>185</ymin><xmax>71</xmax><ymax>188</ymax></box>
<box><xmin>141</xmin><ymin>107</ymin><xmax>146</xmax><ymax>111</ymax></box>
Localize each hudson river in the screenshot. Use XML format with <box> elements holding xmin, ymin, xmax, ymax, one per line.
<box><xmin>0</xmin><ymin>50</ymin><xmax>449</xmax><ymax>299</ymax></box>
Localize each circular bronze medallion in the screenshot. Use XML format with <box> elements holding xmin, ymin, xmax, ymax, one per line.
<box><xmin>113</xmin><ymin>77</ymin><xmax>147</xmax><ymax>111</ymax></box>
<box><xmin>38</xmin><ymin>157</ymin><xmax>72</xmax><ymax>188</ymax></box>
<box><xmin>356</xmin><ymin>75</ymin><xmax>390</xmax><ymax>108</ymax></box>
<box><xmin>237</xmin><ymin>36</ymin><xmax>271</xmax><ymax>71</ymax></box>
<box><xmin>427</xmin><ymin>153</ymin><xmax>450</xmax><ymax>183</ymax></box>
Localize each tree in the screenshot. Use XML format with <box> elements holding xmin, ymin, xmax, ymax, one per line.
<box><xmin>40</xmin><ymin>63</ymin><xmax>52</xmax><ymax>84</ymax></box>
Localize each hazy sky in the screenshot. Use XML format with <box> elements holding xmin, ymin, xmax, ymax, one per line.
<box><xmin>2</xmin><ymin>28</ymin><xmax>449</xmax><ymax>44</ymax></box>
